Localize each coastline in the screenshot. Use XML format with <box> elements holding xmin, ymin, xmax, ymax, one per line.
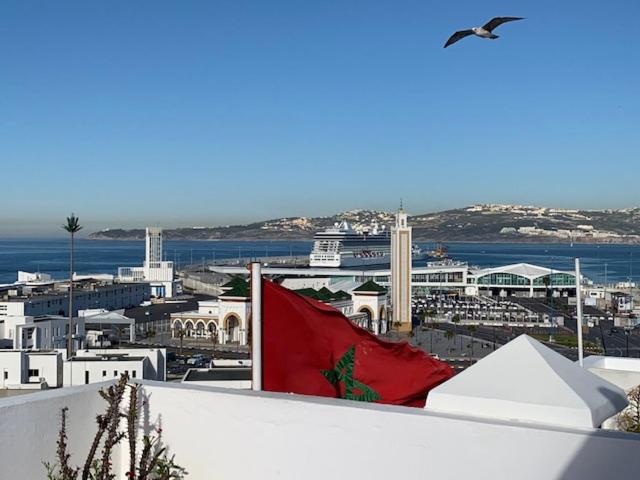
<box><xmin>85</xmin><ymin>235</ymin><xmax>640</xmax><ymax>246</ymax></box>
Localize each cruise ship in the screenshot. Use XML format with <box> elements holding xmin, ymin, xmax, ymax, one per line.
<box><xmin>309</xmin><ymin>220</ymin><xmax>425</xmax><ymax>268</ymax></box>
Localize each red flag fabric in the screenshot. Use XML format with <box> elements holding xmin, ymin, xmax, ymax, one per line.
<box><xmin>262</xmin><ymin>279</ymin><xmax>454</xmax><ymax>408</ymax></box>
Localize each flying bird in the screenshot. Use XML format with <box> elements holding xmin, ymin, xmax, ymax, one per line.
<box><xmin>444</xmin><ymin>17</ymin><xmax>524</xmax><ymax>48</ymax></box>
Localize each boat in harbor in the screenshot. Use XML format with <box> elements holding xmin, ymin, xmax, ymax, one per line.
<box><xmin>309</xmin><ymin>220</ymin><xmax>426</xmax><ymax>268</ymax></box>
<box><xmin>428</xmin><ymin>242</ymin><xmax>449</xmax><ymax>259</ymax></box>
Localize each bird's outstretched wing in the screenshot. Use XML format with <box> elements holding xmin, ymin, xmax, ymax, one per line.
<box><xmin>443</xmin><ymin>29</ymin><xmax>474</xmax><ymax>48</ymax></box>
<box><xmin>482</xmin><ymin>17</ymin><xmax>524</xmax><ymax>32</ymax></box>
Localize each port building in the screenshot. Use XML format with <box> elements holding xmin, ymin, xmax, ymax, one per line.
<box><xmin>117</xmin><ymin>227</ymin><xmax>181</xmax><ymax>298</ymax></box>
<box><xmin>209</xmin><ymin>261</ymin><xmax>577</xmax><ymax>299</ymax></box>
<box><xmin>170</xmin><ymin>277</ymin><xmax>390</xmax><ymax>344</ymax></box>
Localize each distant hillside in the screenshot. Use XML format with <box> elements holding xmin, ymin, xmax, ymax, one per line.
<box><xmin>88</xmin><ymin>205</ymin><xmax>640</xmax><ymax>243</ymax></box>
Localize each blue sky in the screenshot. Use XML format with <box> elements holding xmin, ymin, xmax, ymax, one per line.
<box><xmin>1</xmin><ymin>0</ymin><xmax>639</xmax><ymax>235</ymax></box>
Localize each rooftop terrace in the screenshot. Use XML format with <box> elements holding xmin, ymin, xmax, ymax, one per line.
<box><xmin>1</xmin><ymin>373</ymin><xmax>640</xmax><ymax>479</ymax></box>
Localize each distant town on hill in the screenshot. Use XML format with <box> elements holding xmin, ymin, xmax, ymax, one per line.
<box><xmin>88</xmin><ymin>204</ymin><xmax>640</xmax><ymax>243</ymax></box>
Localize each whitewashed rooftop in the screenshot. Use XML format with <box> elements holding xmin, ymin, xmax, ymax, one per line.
<box><xmin>427</xmin><ymin>335</ymin><xmax>628</xmax><ymax>428</ymax></box>
<box><xmin>1</xmin><ymin>380</ymin><xmax>640</xmax><ymax>479</ymax></box>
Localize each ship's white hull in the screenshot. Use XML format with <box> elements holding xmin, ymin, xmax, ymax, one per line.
<box><xmin>310</xmin><ymin>252</ymin><xmax>429</xmax><ymax>268</ymax></box>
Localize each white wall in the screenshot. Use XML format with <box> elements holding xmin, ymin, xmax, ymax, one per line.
<box><xmin>27</xmin><ymin>353</ymin><xmax>62</xmax><ymax>387</ymax></box>
<box><xmin>75</xmin><ymin>348</ymin><xmax>166</xmax><ymax>382</ymax></box>
<box><xmin>139</xmin><ymin>383</ymin><xmax>640</xmax><ymax>480</ymax></box>
<box><xmin>181</xmin><ymin>378</ymin><xmax>251</xmax><ymax>389</ymax></box>
<box><xmin>0</xmin><ymin>351</ymin><xmax>61</xmax><ymax>388</ymax></box>
<box><xmin>197</xmin><ymin>301</ymin><xmax>219</xmax><ymax>315</ymax></box>
<box><xmin>18</xmin><ymin>271</ymin><xmax>52</xmax><ymax>282</ymax></box>
<box><xmin>0</xmin><ymin>351</ymin><xmax>24</xmax><ymax>387</ymax></box>
<box><xmin>0</xmin><ymin>384</ymin><xmax>120</xmax><ymax>479</ymax></box>
<box><xmin>281</xmin><ymin>277</ymin><xmax>331</xmax><ymax>291</ymax></box>
<box><xmin>1</xmin><ymin>382</ymin><xmax>640</xmax><ymax>479</ymax></box>
<box><xmin>63</xmin><ymin>359</ymin><xmax>145</xmax><ymax>386</ymax></box>
<box><xmin>0</xmin><ymin>302</ymin><xmax>26</xmax><ymax>317</ymax></box>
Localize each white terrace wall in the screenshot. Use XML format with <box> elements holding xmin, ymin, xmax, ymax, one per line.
<box><xmin>2</xmin><ymin>382</ymin><xmax>640</xmax><ymax>479</ymax></box>
<box><xmin>140</xmin><ymin>382</ymin><xmax>640</xmax><ymax>480</ymax></box>
<box><xmin>0</xmin><ymin>383</ymin><xmax>121</xmax><ymax>479</ymax></box>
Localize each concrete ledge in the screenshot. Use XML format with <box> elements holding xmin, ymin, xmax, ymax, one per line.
<box><xmin>2</xmin><ymin>381</ymin><xmax>640</xmax><ymax>479</ymax></box>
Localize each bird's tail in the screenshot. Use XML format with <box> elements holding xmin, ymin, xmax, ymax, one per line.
<box><xmin>489</xmin><ymin>34</ymin><xmax>499</xmax><ymax>39</ymax></box>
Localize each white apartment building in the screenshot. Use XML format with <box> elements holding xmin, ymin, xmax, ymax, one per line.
<box><xmin>0</xmin><ymin>315</ymin><xmax>85</xmax><ymax>350</ymax></box>
<box><xmin>0</xmin><ymin>281</ymin><xmax>150</xmax><ymax>318</ymax></box>
<box><xmin>63</xmin><ymin>348</ymin><xmax>166</xmax><ymax>386</ymax></box>
<box><xmin>0</xmin><ymin>350</ymin><xmax>62</xmax><ymax>389</ymax></box>
<box><xmin>0</xmin><ymin>347</ymin><xmax>165</xmax><ymax>389</ymax></box>
<box><xmin>16</xmin><ymin>271</ymin><xmax>53</xmax><ymax>283</ymax></box>
<box><xmin>80</xmin><ymin>309</ymin><xmax>136</xmax><ymax>347</ymax></box>
<box><xmin>0</xmin><ymin>309</ymin><xmax>136</xmax><ymax>352</ymax></box>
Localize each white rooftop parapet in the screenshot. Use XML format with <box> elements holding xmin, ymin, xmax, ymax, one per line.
<box><xmin>581</xmin><ymin>355</ymin><xmax>640</xmax><ymax>393</ymax></box>
<box><xmin>1</xmin><ymin>381</ymin><xmax>640</xmax><ymax>479</ymax></box>
<box><xmin>427</xmin><ymin>335</ymin><xmax>629</xmax><ymax>429</ymax></box>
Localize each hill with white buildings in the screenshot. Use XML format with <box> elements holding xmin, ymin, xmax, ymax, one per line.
<box><xmin>88</xmin><ymin>205</ymin><xmax>640</xmax><ymax>243</ymax></box>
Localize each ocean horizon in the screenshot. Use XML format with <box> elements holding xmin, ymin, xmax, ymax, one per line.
<box><xmin>1</xmin><ymin>238</ymin><xmax>639</xmax><ymax>286</ymax></box>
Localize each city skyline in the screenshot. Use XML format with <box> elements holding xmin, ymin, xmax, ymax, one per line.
<box><xmin>2</xmin><ymin>0</ymin><xmax>639</xmax><ymax>235</ymax></box>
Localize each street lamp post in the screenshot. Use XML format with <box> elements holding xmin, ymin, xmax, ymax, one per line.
<box><xmin>625</xmin><ymin>329</ymin><xmax>630</xmax><ymax>357</ymax></box>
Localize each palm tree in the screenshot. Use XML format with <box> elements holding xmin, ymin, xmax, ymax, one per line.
<box><xmin>444</xmin><ymin>329</ymin><xmax>455</xmax><ymax>345</ymax></box>
<box><xmin>452</xmin><ymin>314</ymin><xmax>461</xmax><ymax>348</ymax></box>
<box><xmin>210</xmin><ymin>328</ymin><xmax>218</xmax><ymax>359</ymax></box>
<box><xmin>176</xmin><ymin>327</ymin><xmax>185</xmax><ymax>355</ymax></box>
<box><xmin>63</xmin><ymin>214</ymin><xmax>82</xmax><ymax>358</ymax></box>
<box><xmin>114</xmin><ymin>326</ymin><xmax>123</xmax><ymax>345</ymax></box>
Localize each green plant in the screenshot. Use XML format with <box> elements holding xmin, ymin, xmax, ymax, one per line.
<box><xmin>43</xmin><ymin>374</ymin><xmax>187</xmax><ymax>480</ymax></box>
<box><xmin>444</xmin><ymin>330</ymin><xmax>455</xmax><ymax>342</ymax></box>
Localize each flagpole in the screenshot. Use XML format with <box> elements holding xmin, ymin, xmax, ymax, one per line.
<box><xmin>575</xmin><ymin>258</ymin><xmax>584</xmax><ymax>366</ymax></box>
<box><xmin>251</xmin><ymin>261</ymin><xmax>263</xmax><ymax>391</ymax></box>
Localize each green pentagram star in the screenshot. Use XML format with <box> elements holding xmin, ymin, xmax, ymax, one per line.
<box><xmin>321</xmin><ymin>345</ymin><xmax>380</xmax><ymax>402</ymax></box>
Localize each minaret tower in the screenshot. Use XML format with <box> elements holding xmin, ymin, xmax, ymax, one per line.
<box><xmin>391</xmin><ymin>202</ymin><xmax>412</xmax><ymax>332</ymax></box>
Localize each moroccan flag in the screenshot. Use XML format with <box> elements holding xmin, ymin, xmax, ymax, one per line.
<box><xmin>262</xmin><ymin>279</ymin><xmax>454</xmax><ymax>408</ymax></box>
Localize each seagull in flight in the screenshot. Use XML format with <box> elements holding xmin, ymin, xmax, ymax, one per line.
<box><xmin>444</xmin><ymin>17</ymin><xmax>524</xmax><ymax>48</ymax></box>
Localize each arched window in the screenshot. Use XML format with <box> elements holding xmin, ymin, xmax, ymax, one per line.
<box><xmin>358</xmin><ymin>307</ymin><xmax>374</xmax><ymax>331</ymax></box>
<box><xmin>184</xmin><ymin>321</ymin><xmax>194</xmax><ymax>337</ymax></box>
<box><xmin>225</xmin><ymin>315</ymin><xmax>240</xmax><ymax>343</ymax></box>
<box><xmin>172</xmin><ymin>320</ymin><xmax>183</xmax><ymax>338</ymax></box>
<box><xmin>195</xmin><ymin>321</ymin><xmax>206</xmax><ymax>338</ymax></box>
